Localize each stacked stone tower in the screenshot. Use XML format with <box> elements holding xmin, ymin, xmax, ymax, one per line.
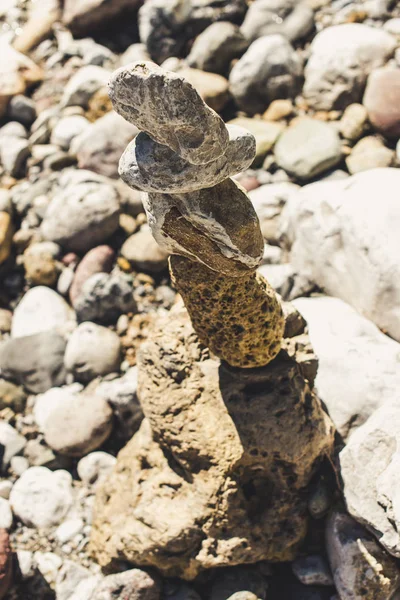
<box><xmin>91</xmin><ymin>62</ymin><xmax>334</xmax><ymax>579</ymax></box>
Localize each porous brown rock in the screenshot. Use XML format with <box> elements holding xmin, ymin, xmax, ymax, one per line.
<box><xmin>119</xmin><ymin>125</ymin><xmax>256</xmax><ymax>194</ymax></box>
<box><xmin>170</xmin><ymin>256</ymin><xmax>284</xmax><ymax>368</ymax></box>
<box><xmin>91</xmin><ymin>307</ymin><xmax>334</xmax><ymax>579</ymax></box>
<box><xmin>109</xmin><ymin>61</ymin><xmax>229</xmax><ymax>165</ymax></box>
<box><xmin>144</xmin><ymin>178</ymin><xmax>264</xmax><ymax>277</ymax></box>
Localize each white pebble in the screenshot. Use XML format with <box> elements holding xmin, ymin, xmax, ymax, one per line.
<box><xmin>0</xmin><ymin>498</ymin><xmax>13</xmax><ymax>530</ymax></box>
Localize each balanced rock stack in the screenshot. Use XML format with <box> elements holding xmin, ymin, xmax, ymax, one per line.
<box><xmin>108</xmin><ymin>61</ymin><xmax>283</xmax><ymax>368</ymax></box>
<box><xmin>91</xmin><ymin>63</ymin><xmax>334</xmax><ymax>579</ymax></box>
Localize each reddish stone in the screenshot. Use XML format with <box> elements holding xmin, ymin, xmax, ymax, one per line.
<box><xmin>0</xmin><ymin>530</ymin><xmax>12</xmax><ymax>599</ymax></box>
<box><xmin>62</xmin><ymin>252</ymin><xmax>79</xmax><ymax>267</ymax></box>
<box><xmin>363</xmin><ymin>68</ymin><xmax>400</xmax><ymax>139</ymax></box>
<box><xmin>69</xmin><ymin>245</ymin><xmax>115</xmax><ymax>306</ymax></box>
<box><xmin>235</xmin><ymin>175</ymin><xmax>260</xmax><ymax>192</ymax></box>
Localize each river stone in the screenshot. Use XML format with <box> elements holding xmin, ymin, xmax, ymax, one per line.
<box><xmin>71</xmin><ymin>112</ymin><xmax>139</xmax><ymax>179</ymax></box>
<box><xmin>89</xmin><ymin>569</ymin><xmax>160</xmax><ymax>600</ymax></box>
<box><xmin>11</xmin><ymin>286</ymin><xmax>76</xmax><ymax>338</ymax></box>
<box><xmin>121</xmin><ymin>226</ymin><xmax>168</xmax><ymax>274</ymax></box>
<box><xmin>50</xmin><ymin>115</ymin><xmax>90</xmax><ymax>150</ymax></box>
<box><xmin>0</xmin><ymin>213</ymin><xmax>13</xmax><ymax>265</ymax></box>
<box><xmin>64</xmin><ymin>322</ymin><xmax>121</xmax><ymax>383</ymax></box>
<box><xmin>69</xmin><ymin>245</ymin><xmax>115</xmax><ymax>306</ymax></box>
<box><xmin>77</xmin><ymin>452</ymin><xmax>116</xmax><ymax>486</ymax></box>
<box><xmin>0</xmin><ymin>331</ymin><xmax>67</xmax><ymax>394</ymax></box>
<box><xmin>138</xmin><ymin>0</ymin><xmax>247</xmax><ymax>63</ymax></box>
<box><xmin>119</xmin><ymin>125</ymin><xmax>255</xmax><ymax>194</ymax></box>
<box><xmin>36</xmin><ymin>389</ymin><xmax>113</xmax><ymax>457</ymax></box>
<box><xmin>274</xmin><ymin>118</ymin><xmax>342</xmax><ymax>180</ymax></box>
<box><xmin>144</xmin><ymin>178</ymin><xmax>264</xmax><ymax>277</ymax></box>
<box><xmin>228</xmin><ymin>118</ymin><xmax>284</xmax><ymax>167</ymax></box>
<box><xmin>363</xmin><ymin>67</ymin><xmax>400</xmax><ymax>139</ymax></box>
<box><xmin>279</xmin><ymin>168</ymin><xmax>400</xmax><ymax>341</ymax></box>
<box><xmin>41</xmin><ymin>170</ymin><xmax>120</xmax><ymax>253</ymax></box>
<box><xmin>170</xmin><ymin>255</ymin><xmax>284</xmax><ymax>368</ymax></box>
<box><xmin>0</xmin><ymin>422</ymin><xmax>26</xmax><ymax>471</ymax></box>
<box><xmin>63</xmin><ymin>0</ymin><xmax>143</xmax><ymax>35</ymax></box>
<box><xmin>61</xmin><ymin>66</ymin><xmax>110</xmax><ymax>108</ymax></box>
<box><xmin>187</xmin><ymin>22</ymin><xmax>249</xmax><ymax>75</ymax></box>
<box><xmin>229</xmin><ymin>34</ymin><xmax>303</xmax><ymax>116</ymax></box>
<box><xmin>172</xmin><ymin>66</ymin><xmax>230</xmax><ymax>113</ymax></box>
<box><xmin>339</xmin><ymin>402</ymin><xmax>400</xmax><ymax>559</ymax></box>
<box><xmin>326</xmin><ymin>512</ymin><xmax>400</xmax><ymax>600</ymax></box>
<box><xmin>339</xmin><ymin>103</ymin><xmax>368</xmax><ymax>142</ymax></box>
<box><xmin>248</xmin><ymin>182</ymin><xmax>299</xmax><ymax>243</ymax></box>
<box><xmin>109</xmin><ymin>61</ymin><xmax>229</xmax><ymax>165</ymax></box>
<box><xmin>241</xmin><ymin>0</ymin><xmax>314</xmax><ymax>43</ymax></box>
<box><xmin>346</xmin><ymin>136</ymin><xmax>394</xmax><ymax>174</ymax></box>
<box><xmin>0</xmin><ymin>380</ymin><xmax>26</xmax><ymax>413</ymax></box>
<box><xmin>303</xmin><ymin>24</ymin><xmax>396</xmax><ymax>110</ymax></box>
<box><xmin>91</xmin><ymin>306</ymin><xmax>333</xmax><ymax>578</ymax></box>
<box><xmin>294</xmin><ymin>297</ymin><xmax>400</xmax><ymax>440</ymax></box>
<box><xmin>10</xmin><ymin>467</ymin><xmax>73</xmax><ymax>528</ymax></box>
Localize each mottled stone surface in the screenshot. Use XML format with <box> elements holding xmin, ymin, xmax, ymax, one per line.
<box><xmin>144</xmin><ymin>178</ymin><xmax>263</xmax><ymax>277</ymax></box>
<box><xmin>119</xmin><ymin>125</ymin><xmax>256</xmax><ymax>194</ymax></box>
<box><xmin>109</xmin><ymin>61</ymin><xmax>229</xmax><ymax>165</ymax></box>
<box><xmin>91</xmin><ymin>307</ymin><xmax>333</xmax><ymax>579</ymax></box>
<box><xmin>170</xmin><ymin>255</ymin><xmax>284</xmax><ymax>368</ymax></box>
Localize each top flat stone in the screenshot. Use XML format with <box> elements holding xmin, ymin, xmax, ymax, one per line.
<box><xmin>108</xmin><ymin>61</ymin><xmax>229</xmax><ymax>165</ymax></box>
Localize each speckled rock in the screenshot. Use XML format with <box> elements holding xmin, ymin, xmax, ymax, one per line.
<box><xmin>326</xmin><ymin>512</ymin><xmax>400</xmax><ymax>600</ymax></box>
<box><xmin>303</xmin><ymin>24</ymin><xmax>396</xmax><ymax>110</ymax></box>
<box><xmin>144</xmin><ymin>178</ymin><xmax>263</xmax><ymax>277</ymax></box>
<box><xmin>187</xmin><ymin>22</ymin><xmax>249</xmax><ymax>75</ymax></box>
<box><xmin>74</xmin><ymin>271</ymin><xmax>137</xmax><ymax>324</ymax></box>
<box><xmin>91</xmin><ymin>306</ymin><xmax>333</xmax><ymax>578</ymax></box>
<box><xmin>363</xmin><ymin>67</ymin><xmax>400</xmax><ymax>139</ymax></box>
<box><xmin>89</xmin><ymin>569</ymin><xmax>160</xmax><ymax>600</ymax></box>
<box><xmin>35</xmin><ymin>388</ymin><xmax>113</xmax><ymax>457</ymax></box>
<box><xmin>0</xmin><ymin>331</ymin><xmax>67</xmax><ymax>394</ymax></box>
<box><xmin>170</xmin><ymin>255</ymin><xmax>284</xmax><ymax>368</ymax></box>
<box><xmin>229</xmin><ymin>34</ymin><xmax>303</xmax><ymax>116</ymax></box>
<box><xmin>109</xmin><ymin>61</ymin><xmax>229</xmax><ymax>165</ymax></box>
<box><xmin>0</xmin><ymin>213</ymin><xmax>13</xmax><ymax>265</ymax></box>
<box><xmin>138</xmin><ymin>0</ymin><xmax>247</xmax><ymax>63</ymax></box>
<box><xmin>119</xmin><ymin>125</ymin><xmax>255</xmax><ymax>194</ymax></box>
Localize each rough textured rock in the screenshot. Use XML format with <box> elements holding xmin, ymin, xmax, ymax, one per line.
<box><xmin>0</xmin><ymin>212</ymin><xmax>13</xmax><ymax>265</ymax></box>
<box><xmin>119</xmin><ymin>125</ymin><xmax>255</xmax><ymax>194</ymax></box>
<box><xmin>63</xmin><ymin>0</ymin><xmax>144</xmax><ymax>35</ymax></box>
<box><xmin>69</xmin><ymin>245</ymin><xmax>115</xmax><ymax>306</ymax></box>
<box><xmin>280</xmin><ymin>168</ymin><xmax>400</xmax><ymax>342</ymax></box>
<box><xmin>144</xmin><ymin>178</ymin><xmax>263</xmax><ymax>277</ymax></box>
<box><xmin>303</xmin><ymin>24</ymin><xmax>396</xmax><ymax>110</ymax></box>
<box><xmin>0</xmin><ymin>331</ymin><xmax>67</xmax><ymax>394</ymax></box>
<box><xmin>339</xmin><ymin>402</ymin><xmax>400</xmax><ymax>558</ymax></box>
<box><xmin>41</xmin><ymin>170</ymin><xmax>120</xmax><ymax>253</ymax></box>
<box><xmin>170</xmin><ymin>256</ymin><xmax>284</xmax><ymax>368</ymax></box>
<box><xmin>35</xmin><ymin>388</ymin><xmax>113</xmax><ymax>457</ymax></box>
<box><xmin>241</xmin><ymin>0</ymin><xmax>314</xmax><ymax>43</ymax></box>
<box><xmin>74</xmin><ymin>271</ymin><xmax>137</xmax><ymax>324</ymax></box>
<box><xmin>64</xmin><ymin>322</ymin><xmax>121</xmax><ymax>383</ymax></box>
<box><xmin>89</xmin><ymin>569</ymin><xmax>160</xmax><ymax>600</ymax></box>
<box><xmin>71</xmin><ymin>112</ymin><xmax>139</xmax><ymax>179</ymax></box>
<box><xmin>91</xmin><ymin>306</ymin><xmax>333</xmax><ymax>578</ymax></box>
<box><xmin>229</xmin><ymin>34</ymin><xmax>303</xmax><ymax>116</ymax></box>
<box><xmin>109</xmin><ymin>61</ymin><xmax>229</xmax><ymax>165</ymax></box>
<box><xmin>363</xmin><ymin>67</ymin><xmax>400</xmax><ymax>139</ymax></box>
<box><xmin>121</xmin><ymin>226</ymin><xmax>168</xmax><ymax>274</ymax></box>
<box><xmin>11</xmin><ymin>286</ymin><xmax>76</xmax><ymax>338</ymax></box>
<box><xmin>10</xmin><ymin>467</ymin><xmax>73</xmax><ymax>529</ymax></box>
<box><xmin>171</xmin><ymin>66</ymin><xmax>230</xmax><ymax>113</ymax></box>
<box><xmin>294</xmin><ymin>297</ymin><xmax>400</xmax><ymax>440</ymax></box>
<box><xmin>187</xmin><ymin>22</ymin><xmax>249</xmax><ymax>75</ymax></box>
<box><xmin>326</xmin><ymin>512</ymin><xmax>400</xmax><ymax>600</ymax></box>
<box><xmin>138</xmin><ymin>0</ymin><xmax>247</xmax><ymax>63</ymax></box>
<box><xmin>274</xmin><ymin>119</ymin><xmax>342</xmax><ymax>180</ymax></box>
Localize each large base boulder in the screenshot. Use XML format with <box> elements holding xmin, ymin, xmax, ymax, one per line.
<box><xmin>91</xmin><ymin>306</ymin><xmax>333</xmax><ymax>579</ymax></box>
